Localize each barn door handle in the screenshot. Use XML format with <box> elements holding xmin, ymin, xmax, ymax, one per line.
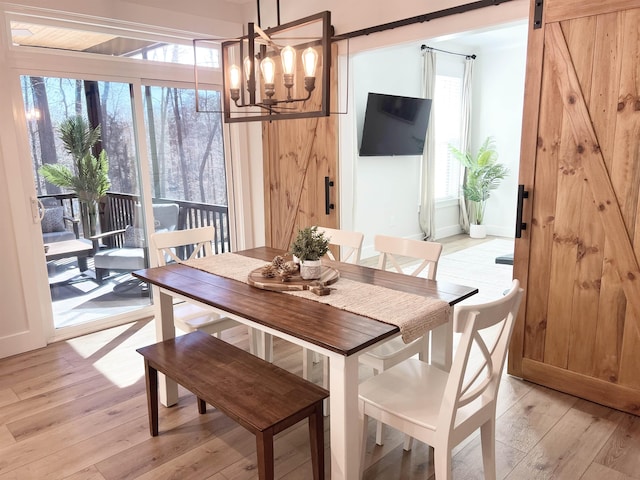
<box><xmin>515</xmin><ymin>184</ymin><xmax>529</xmax><ymax>238</ymax></box>
<box><xmin>325</xmin><ymin>176</ymin><xmax>335</xmax><ymax>215</ymax></box>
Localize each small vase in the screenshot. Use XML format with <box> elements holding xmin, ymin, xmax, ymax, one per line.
<box><xmin>469</xmin><ymin>224</ymin><xmax>486</xmax><ymax>239</ymax></box>
<box><xmin>300</xmin><ymin>259</ymin><xmax>322</xmax><ymax>280</ymax></box>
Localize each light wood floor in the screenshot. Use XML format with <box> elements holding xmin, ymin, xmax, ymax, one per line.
<box><xmin>1</xmin><ymin>237</ymin><xmax>639</xmax><ymax>479</ymax></box>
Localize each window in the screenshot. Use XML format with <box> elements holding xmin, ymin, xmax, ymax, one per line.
<box><xmin>11</xmin><ymin>21</ymin><xmax>219</xmax><ymax>67</ymax></box>
<box><xmin>142</xmin><ymin>85</ymin><xmax>227</xmax><ymax>205</ymax></box>
<box><xmin>433</xmin><ymin>62</ymin><xmax>464</xmax><ymax>201</ymax></box>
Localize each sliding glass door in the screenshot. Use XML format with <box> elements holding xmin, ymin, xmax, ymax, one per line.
<box><xmin>141</xmin><ymin>85</ymin><xmax>230</xmax><ymax>253</ymax></box>
<box><xmin>22</xmin><ymin>75</ymin><xmax>229</xmax><ymax>331</ymax></box>
<box><xmin>22</xmin><ymin>75</ymin><xmax>151</xmax><ymax>328</ymax></box>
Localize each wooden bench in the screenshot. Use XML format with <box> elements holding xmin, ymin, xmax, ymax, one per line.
<box><xmin>136</xmin><ymin>330</ymin><xmax>329</xmax><ymax>480</ymax></box>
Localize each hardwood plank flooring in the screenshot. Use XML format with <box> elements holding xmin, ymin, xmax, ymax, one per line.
<box><xmin>1</xmin><ymin>236</ymin><xmax>639</xmax><ymax>479</ymax></box>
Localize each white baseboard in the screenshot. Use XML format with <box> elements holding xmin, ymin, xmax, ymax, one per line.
<box><xmin>434</xmin><ymin>225</ymin><xmax>463</xmax><ymax>240</ymax></box>
<box><xmin>486</xmin><ymin>225</ymin><xmax>515</xmax><ymax>238</ymax></box>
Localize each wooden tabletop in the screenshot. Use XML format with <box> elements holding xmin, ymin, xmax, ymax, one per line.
<box><xmin>133</xmin><ymin>246</ymin><xmax>478</xmax><ymax>357</ymax></box>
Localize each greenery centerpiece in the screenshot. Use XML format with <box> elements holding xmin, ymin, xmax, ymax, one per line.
<box><xmin>39</xmin><ymin>116</ymin><xmax>110</xmax><ymax>237</ymax></box>
<box><xmin>449</xmin><ymin>136</ymin><xmax>509</xmax><ymax>235</ymax></box>
<box><xmin>290</xmin><ymin>226</ymin><xmax>330</xmax><ymax>279</ymax></box>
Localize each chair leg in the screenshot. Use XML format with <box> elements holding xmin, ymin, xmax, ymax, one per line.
<box><xmin>322</xmin><ymin>356</ymin><xmax>330</xmax><ymax>416</ymax></box>
<box><xmin>360</xmin><ymin>411</ymin><xmax>369</xmax><ymax>479</ymax></box>
<box><xmin>480</xmin><ymin>417</ymin><xmax>497</xmax><ymax>480</ymax></box>
<box><xmin>418</xmin><ymin>333</ymin><xmax>430</xmax><ymax>362</ymax></box>
<box><xmin>302</xmin><ymin>348</ymin><xmax>314</xmax><ymax>380</ymax></box>
<box><xmin>372</xmin><ymin>367</ymin><xmax>384</xmax><ymax>445</ymax></box>
<box><xmin>433</xmin><ymin>446</ymin><xmax>453</xmax><ymax>480</ymax></box>
<box><xmin>308</xmin><ymin>402</ymin><xmax>325</xmax><ymax>480</ymax></box>
<box><xmin>375</xmin><ymin>419</ymin><xmax>384</xmax><ymax>446</ymax></box>
<box><xmin>95</xmin><ymin>267</ymin><xmax>106</xmax><ymax>284</ymax></box>
<box><xmin>250</xmin><ymin>329</ymin><xmax>273</xmax><ymax>362</ymax></box>
<box><xmin>256</xmin><ymin>429</ymin><xmax>275</xmax><ymax>480</ymax></box>
<box><xmin>264</xmin><ymin>333</ymin><xmax>273</xmax><ymax>363</ymax></box>
<box><xmin>197</xmin><ymin>397</ymin><xmax>206</xmax><ymax>414</ymax></box>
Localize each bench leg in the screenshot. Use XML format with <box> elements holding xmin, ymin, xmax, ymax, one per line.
<box><xmin>144</xmin><ymin>359</ymin><xmax>159</xmax><ymax>436</ymax></box>
<box><xmin>256</xmin><ymin>429</ymin><xmax>275</xmax><ymax>480</ymax></box>
<box><xmin>197</xmin><ymin>397</ymin><xmax>206</xmax><ymax>414</ymax></box>
<box><xmin>309</xmin><ymin>402</ymin><xmax>325</xmax><ymax>480</ymax></box>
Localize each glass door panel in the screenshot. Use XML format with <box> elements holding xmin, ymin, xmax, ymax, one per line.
<box><xmin>141</xmin><ymin>85</ymin><xmax>230</xmax><ymax>252</ymax></box>
<box><xmin>22</xmin><ymin>75</ymin><xmax>152</xmax><ymax>329</ymax></box>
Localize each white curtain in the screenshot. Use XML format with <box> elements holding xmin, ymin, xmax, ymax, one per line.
<box><xmin>458</xmin><ymin>56</ymin><xmax>475</xmax><ymax>232</ymax></box>
<box><xmin>418</xmin><ymin>48</ymin><xmax>437</xmax><ymax>240</ymax></box>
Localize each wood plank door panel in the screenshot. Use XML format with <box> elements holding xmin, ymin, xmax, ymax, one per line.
<box><xmin>511</xmin><ymin>2</ymin><xmax>640</xmax><ymax>415</ymax></box>
<box><xmin>262</xmin><ymin>45</ymin><xmax>339</xmax><ymax>250</ymax></box>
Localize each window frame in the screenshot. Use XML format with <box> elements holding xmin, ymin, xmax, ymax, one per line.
<box><xmin>433</xmin><ymin>55</ymin><xmax>466</xmax><ymax>204</ymax></box>
<box><xmin>5</xmin><ymin>10</ymin><xmax>242</xmax><ymax>341</ymax></box>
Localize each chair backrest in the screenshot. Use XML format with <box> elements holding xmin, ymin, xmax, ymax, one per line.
<box><xmin>150</xmin><ymin>226</ymin><xmax>215</xmax><ymax>267</ymax></box>
<box><xmin>316</xmin><ymin>226</ymin><xmax>364</xmax><ymax>264</ymax></box>
<box><xmin>134</xmin><ymin>203</ymin><xmax>180</xmax><ymax>232</ymax></box>
<box><xmin>374</xmin><ymin>234</ymin><xmax>442</xmax><ymax>279</ymax></box>
<box><xmin>439</xmin><ymin>280</ymin><xmax>524</xmax><ymax>434</ymax></box>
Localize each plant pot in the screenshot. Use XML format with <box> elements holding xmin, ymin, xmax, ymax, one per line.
<box><xmin>469</xmin><ymin>224</ymin><xmax>486</xmax><ymax>239</ymax></box>
<box><xmin>300</xmin><ymin>259</ymin><xmax>322</xmax><ymax>280</ymax></box>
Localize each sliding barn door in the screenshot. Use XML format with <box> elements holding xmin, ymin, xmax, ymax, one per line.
<box><xmin>262</xmin><ymin>45</ymin><xmax>339</xmax><ymax>250</ymax></box>
<box><xmin>510</xmin><ymin>0</ymin><xmax>640</xmax><ymax>415</ymax></box>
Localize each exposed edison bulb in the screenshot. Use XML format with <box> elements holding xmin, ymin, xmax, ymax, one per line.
<box><xmin>260</xmin><ymin>56</ymin><xmax>276</xmax><ymax>85</ymax></box>
<box><xmin>229</xmin><ymin>64</ymin><xmax>241</xmax><ymax>89</ymax></box>
<box><xmin>281</xmin><ymin>46</ymin><xmax>296</xmax><ymax>75</ymax></box>
<box><xmin>301</xmin><ymin>47</ymin><xmax>318</xmax><ymax>78</ymax></box>
<box><xmin>243</xmin><ymin>56</ymin><xmax>253</xmax><ymax>81</ymax></box>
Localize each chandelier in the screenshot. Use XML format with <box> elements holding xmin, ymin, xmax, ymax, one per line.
<box><xmin>221</xmin><ymin>11</ymin><xmax>331</xmax><ymax>123</ymax></box>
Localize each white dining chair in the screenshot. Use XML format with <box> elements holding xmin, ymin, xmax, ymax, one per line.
<box><xmin>150</xmin><ymin>226</ymin><xmax>272</xmax><ymax>360</ymax></box>
<box><xmin>302</xmin><ymin>227</ymin><xmax>364</xmax><ymax>390</ymax></box>
<box><xmin>359</xmin><ymin>280</ymin><xmax>524</xmax><ymax>479</ymax></box>
<box><xmin>316</xmin><ymin>226</ymin><xmax>364</xmax><ymax>264</ymax></box>
<box><xmin>359</xmin><ymin>234</ymin><xmax>443</xmax><ymax>444</ymax></box>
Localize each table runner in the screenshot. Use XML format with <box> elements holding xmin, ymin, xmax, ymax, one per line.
<box><xmin>183</xmin><ymin>253</ymin><xmax>451</xmax><ymax>344</ymax></box>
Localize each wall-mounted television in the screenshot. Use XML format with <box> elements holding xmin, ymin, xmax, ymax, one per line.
<box><xmin>359</xmin><ymin>92</ymin><xmax>432</xmax><ymax>157</ymax></box>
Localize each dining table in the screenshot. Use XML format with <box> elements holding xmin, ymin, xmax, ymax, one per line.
<box><xmin>133</xmin><ymin>246</ymin><xmax>478</xmax><ymax>480</ymax></box>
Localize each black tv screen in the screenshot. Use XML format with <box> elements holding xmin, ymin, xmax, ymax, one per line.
<box><xmin>359</xmin><ymin>93</ymin><xmax>432</xmax><ymax>156</ymax></box>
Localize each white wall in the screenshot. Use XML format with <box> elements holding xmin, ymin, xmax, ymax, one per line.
<box><xmin>351</xmin><ymin>45</ymin><xmax>424</xmax><ymax>259</ymax></box>
<box><xmin>468</xmin><ymin>25</ymin><xmax>528</xmax><ymax>237</ymax></box>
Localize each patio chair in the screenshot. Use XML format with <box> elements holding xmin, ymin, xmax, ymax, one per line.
<box><xmin>39</xmin><ymin>199</ymin><xmax>80</xmax><ymax>244</ymax></box>
<box><xmin>359</xmin><ymin>280</ymin><xmax>523</xmax><ymax>479</ymax></box>
<box><xmin>359</xmin><ymin>234</ymin><xmax>443</xmax><ymax>445</ymax></box>
<box><xmin>92</xmin><ymin>203</ymin><xmax>179</xmax><ymax>284</ymax></box>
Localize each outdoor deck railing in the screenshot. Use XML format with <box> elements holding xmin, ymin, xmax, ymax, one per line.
<box><xmin>39</xmin><ymin>192</ymin><xmax>231</xmax><ymax>253</ymax></box>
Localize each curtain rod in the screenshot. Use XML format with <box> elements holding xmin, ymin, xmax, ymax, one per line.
<box><xmin>421</xmin><ymin>44</ymin><xmax>476</xmax><ymax>59</ymax></box>
<box><xmin>331</xmin><ymin>0</ymin><xmax>512</xmax><ymax>42</ymax></box>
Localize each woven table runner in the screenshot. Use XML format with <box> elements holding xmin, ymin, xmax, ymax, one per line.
<box><xmin>183</xmin><ymin>253</ymin><xmax>451</xmax><ymax>344</ymax></box>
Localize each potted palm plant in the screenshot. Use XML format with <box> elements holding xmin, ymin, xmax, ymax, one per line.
<box><xmin>290</xmin><ymin>226</ymin><xmax>330</xmax><ymax>280</ymax></box>
<box><xmin>39</xmin><ymin>116</ymin><xmax>110</xmax><ymax>238</ymax></box>
<box><xmin>449</xmin><ymin>136</ymin><xmax>509</xmax><ymax>238</ymax></box>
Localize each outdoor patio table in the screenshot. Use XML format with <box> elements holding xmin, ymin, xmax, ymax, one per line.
<box><xmin>133</xmin><ymin>246</ymin><xmax>477</xmax><ymax>480</ymax></box>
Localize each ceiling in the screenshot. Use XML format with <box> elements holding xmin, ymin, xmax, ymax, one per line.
<box><xmin>10</xmin><ymin>21</ymin><xmax>159</xmax><ymax>56</ymax></box>
<box><xmin>432</xmin><ymin>21</ymin><xmax>528</xmax><ymax>51</ymax></box>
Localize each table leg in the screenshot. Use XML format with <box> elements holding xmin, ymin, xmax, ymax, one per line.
<box><xmin>328</xmin><ymin>353</ymin><xmax>360</xmax><ymax>480</ymax></box>
<box><xmin>154</xmin><ymin>287</ymin><xmax>178</xmax><ymax>406</ymax></box>
<box><xmin>77</xmin><ymin>255</ymin><xmax>88</xmax><ymax>272</ymax></box>
<box><xmin>431</xmin><ymin>312</ymin><xmax>453</xmax><ymax>371</ymax></box>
